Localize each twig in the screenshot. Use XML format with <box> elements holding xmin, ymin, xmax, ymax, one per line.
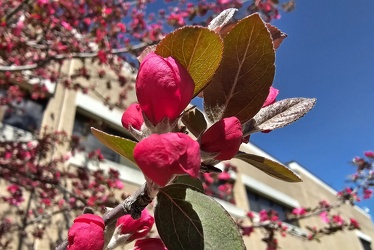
<box><xmin>0</xmin><ymin>42</ymin><xmax>151</xmax><ymax>72</ymax></box>
<box><xmin>4</xmin><ymin>0</ymin><xmax>32</xmax><ymax>25</ymax></box>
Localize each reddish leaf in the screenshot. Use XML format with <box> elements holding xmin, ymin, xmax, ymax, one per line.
<box><xmin>266</xmin><ymin>23</ymin><xmax>287</xmax><ymax>50</ymax></box>
<box><xmin>204</xmin><ymin>14</ymin><xmax>275</xmax><ymax>124</ymax></box>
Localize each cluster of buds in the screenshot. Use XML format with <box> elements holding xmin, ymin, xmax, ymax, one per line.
<box><xmin>120</xmin><ymin>52</ymin><xmax>254</xmax><ymax>187</ymax></box>
<box><xmin>68</xmin><ymin>209</ymin><xmax>160</xmax><ymax>250</ymax></box>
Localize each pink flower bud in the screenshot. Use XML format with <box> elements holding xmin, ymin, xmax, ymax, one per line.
<box><xmin>133</xmin><ymin>133</ymin><xmax>201</xmax><ymax>186</ymax></box>
<box><xmin>136</xmin><ymin>52</ymin><xmax>194</xmax><ymax>126</ymax></box>
<box><xmin>262</xmin><ymin>86</ymin><xmax>279</xmax><ymax>107</ymax></box>
<box><xmin>349</xmin><ymin>218</ymin><xmax>360</xmax><ymax>229</ymax></box>
<box><xmin>218</xmin><ymin>172</ymin><xmax>231</xmax><ymax>181</ymax></box>
<box><xmin>134</xmin><ymin>238</ymin><xmax>168</xmax><ymax>250</ymax></box>
<box><xmin>200</xmin><ymin>117</ymin><xmax>243</xmax><ymax>161</ymax></box>
<box><xmin>67</xmin><ymin>214</ymin><xmax>105</xmax><ymax>250</ymax></box>
<box><xmin>364</xmin><ymin>151</ymin><xmax>374</xmax><ymax>158</ymax></box>
<box><xmin>319</xmin><ymin>211</ymin><xmax>330</xmax><ymax>223</ymax></box>
<box><xmin>116</xmin><ymin>209</ymin><xmax>154</xmax><ymax>242</ymax></box>
<box><xmin>292</xmin><ymin>207</ymin><xmax>307</xmax><ymax>216</ymax></box>
<box><xmin>121</xmin><ymin>103</ymin><xmax>144</xmax><ymax>130</ymax></box>
<box><xmin>246</xmin><ymin>212</ymin><xmax>254</xmax><ymax>219</ymax></box>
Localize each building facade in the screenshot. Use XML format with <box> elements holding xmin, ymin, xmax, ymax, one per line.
<box><xmin>1</xmin><ymin>59</ymin><xmax>373</xmax><ymax>249</ymax></box>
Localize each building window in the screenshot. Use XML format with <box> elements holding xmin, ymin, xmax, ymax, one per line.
<box><xmin>360</xmin><ymin>238</ymin><xmax>372</xmax><ymax>250</ymax></box>
<box><xmin>246</xmin><ymin>187</ymin><xmax>299</xmax><ymax>226</ymax></box>
<box><xmin>72</xmin><ymin>111</ymin><xmax>129</xmax><ymax>164</ymax></box>
<box><xmin>0</xmin><ymin>90</ymin><xmax>46</xmax><ymax>132</ymax></box>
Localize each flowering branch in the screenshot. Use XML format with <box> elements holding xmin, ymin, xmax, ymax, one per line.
<box><xmin>56</xmin><ymin>181</ymin><xmax>158</xmax><ymax>250</ymax></box>
<box><xmin>0</xmin><ymin>42</ymin><xmax>150</xmax><ymax>72</ymax></box>
<box><xmin>3</xmin><ymin>0</ymin><xmax>32</xmax><ymax>24</ymax></box>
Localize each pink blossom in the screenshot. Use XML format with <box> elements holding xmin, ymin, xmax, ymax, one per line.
<box><xmin>134</xmin><ymin>238</ymin><xmax>167</xmax><ymax>250</ymax></box>
<box><xmin>121</xmin><ymin>103</ymin><xmax>144</xmax><ymax>130</ymax></box>
<box><xmin>217</xmin><ymin>0</ymin><xmax>231</xmax><ymax>4</ymax></box>
<box><xmin>202</xmin><ymin>173</ymin><xmax>214</xmax><ymax>184</ymax></box>
<box><xmin>262</xmin><ymin>86</ymin><xmax>279</xmax><ymax>107</ymax></box>
<box><xmin>104</xmin><ymin>8</ymin><xmax>113</xmax><ymax>15</ymax></box>
<box><xmin>218</xmin><ymin>172</ymin><xmax>231</xmax><ymax>181</ymax></box>
<box><xmin>363</xmin><ymin>189</ymin><xmax>373</xmax><ymax>199</ymax></box>
<box><xmin>200</xmin><ymin>117</ymin><xmax>243</xmax><ymax>160</ymax></box>
<box><xmin>259</xmin><ymin>210</ymin><xmax>269</xmax><ymax>222</ymax></box>
<box><xmin>319</xmin><ymin>211</ymin><xmax>330</xmax><ymax>223</ymax></box>
<box><xmin>61</xmin><ymin>21</ymin><xmax>73</xmax><ymax>31</ymax></box>
<box><xmin>133</xmin><ymin>133</ymin><xmax>201</xmax><ymax>186</ymax></box>
<box><xmin>117</xmin><ymin>23</ymin><xmax>126</xmax><ymax>32</ymax></box>
<box><xmin>292</xmin><ymin>207</ymin><xmax>307</xmax><ymax>216</ymax></box>
<box><xmin>116</xmin><ymin>209</ymin><xmax>154</xmax><ymax>242</ymax></box>
<box><xmin>270</xmin><ymin>212</ymin><xmax>279</xmax><ymax>222</ymax></box>
<box><xmin>136</xmin><ymin>52</ymin><xmax>194</xmax><ymax>126</ymax></box>
<box><xmin>364</xmin><ymin>151</ymin><xmax>374</xmax><ymax>158</ymax></box>
<box><xmin>332</xmin><ymin>215</ymin><xmax>344</xmax><ymax>226</ymax></box>
<box><xmin>167</xmin><ymin>13</ymin><xmax>187</xmax><ymax>27</ymax></box>
<box><xmin>7</xmin><ymin>185</ymin><xmax>19</xmax><ymax>194</ymax></box>
<box><xmin>88</xmin><ymin>149</ymin><xmax>104</xmax><ymax>161</ymax></box>
<box><xmin>349</xmin><ymin>218</ymin><xmax>360</xmax><ymax>229</ymax></box>
<box><xmin>67</xmin><ymin>214</ymin><xmax>105</xmax><ymax>250</ymax></box>
<box><xmin>115</xmin><ymin>180</ymin><xmax>124</xmax><ymax>189</ymax></box>
<box><xmin>246</xmin><ymin>212</ymin><xmax>254</xmax><ymax>219</ymax></box>
<box><xmin>319</xmin><ymin>200</ymin><xmax>331</xmax><ymax>208</ymax></box>
<box><xmin>97</xmin><ymin>50</ymin><xmax>107</xmax><ymax>64</ymax></box>
<box><xmin>218</xmin><ymin>183</ymin><xmax>232</xmax><ymax>196</ymax></box>
<box><xmin>241</xmin><ymin>226</ymin><xmax>254</xmax><ymax>236</ymax></box>
<box><xmin>87</xmin><ymin>196</ymin><xmax>97</xmax><ymax>207</ymax></box>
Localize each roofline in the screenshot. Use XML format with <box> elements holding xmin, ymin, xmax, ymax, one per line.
<box><xmin>242</xmin><ymin>143</ymin><xmax>371</xmax><ymax>219</ymax></box>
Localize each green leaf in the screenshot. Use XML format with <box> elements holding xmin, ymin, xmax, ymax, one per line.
<box><xmin>91</xmin><ymin>128</ymin><xmax>137</xmax><ymax>164</ymax></box>
<box><xmin>174</xmin><ymin>175</ymin><xmax>204</xmax><ymax>192</ymax></box>
<box><xmin>155</xmin><ymin>184</ymin><xmax>245</xmax><ymax>250</ymax></box>
<box><xmin>203</xmin><ymin>14</ymin><xmax>275</xmax><ymax>124</ymax></box>
<box><xmin>181</xmin><ymin>106</ymin><xmax>207</xmax><ymax>137</ymax></box>
<box><xmin>155</xmin><ymin>26</ymin><xmax>224</xmax><ymax>96</ymax></box>
<box><xmin>234</xmin><ymin>153</ymin><xmax>302</xmax><ymax>182</ymax></box>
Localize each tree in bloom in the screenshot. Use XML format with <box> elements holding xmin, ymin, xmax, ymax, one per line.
<box><xmin>0</xmin><ymin>0</ymin><xmax>295</xmax><ymax>110</ymax></box>
<box><xmin>0</xmin><ymin>128</ymin><xmax>127</xmax><ymax>249</ymax></box>
<box><xmin>1</xmin><ymin>1</ymin><xmax>346</xmax><ymax>250</ymax></box>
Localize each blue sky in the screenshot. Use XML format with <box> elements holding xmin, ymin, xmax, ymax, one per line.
<box><xmin>249</xmin><ymin>0</ymin><xmax>374</xmax><ymax>216</ymax></box>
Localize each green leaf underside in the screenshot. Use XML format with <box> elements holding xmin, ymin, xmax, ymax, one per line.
<box><xmin>90</xmin><ymin>128</ymin><xmax>137</xmax><ymax>164</ymax></box>
<box><xmin>155</xmin><ymin>26</ymin><xmax>223</xmax><ymax>97</ymax></box>
<box><xmin>181</xmin><ymin>107</ymin><xmax>207</xmax><ymax>137</ymax></box>
<box><xmin>174</xmin><ymin>175</ymin><xmax>204</xmax><ymax>192</ymax></box>
<box><xmin>235</xmin><ymin>153</ymin><xmax>302</xmax><ymax>182</ymax></box>
<box><xmin>203</xmin><ymin>13</ymin><xmax>275</xmax><ymax>124</ymax></box>
<box><xmin>250</xmin><ymin>98</ymin><xmax>317</xmax><ymax>133</ymax></box>
<box><xmin>155</xmin><ymin>184</ymin><xmax>245</xmax><ymax>250</ymax></box>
